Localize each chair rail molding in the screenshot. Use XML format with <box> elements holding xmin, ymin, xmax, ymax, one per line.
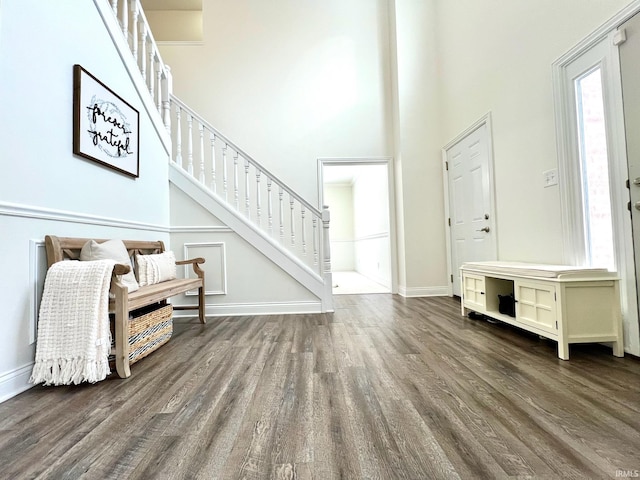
<box><xmin>0</xmin><ymin>201</ymin><xmax>169</xmax><ymax>232</ymax></box>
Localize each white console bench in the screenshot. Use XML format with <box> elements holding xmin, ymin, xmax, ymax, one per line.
<box><xmin>460</xmin><ymin>261</ymin><xmax>624</xmax><ymax>360</ymax></box>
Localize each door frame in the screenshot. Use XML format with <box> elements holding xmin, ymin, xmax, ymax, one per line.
<box><xmin>442</xmin><ymin>112</ymin><xmax>498</xmax><ymax>297</ymax></box>
<box><xmin>317</xmin><ymin>157</ymin><xmax>398</xmax><ymax>294</ymax></box>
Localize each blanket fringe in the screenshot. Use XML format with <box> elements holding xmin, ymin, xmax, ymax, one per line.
<box><xmin>30</xmin><ymin>357</ymin><xmax>110</xmax><ymax>386</ymax></box>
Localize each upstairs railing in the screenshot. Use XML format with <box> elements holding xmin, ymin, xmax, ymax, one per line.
<box><xmin>169</xmin><ymin>96</ymin><xmax>330</xmax><ymax>277</ymax></box>
<box><xmin>109</xmin><ymin>0</ymin><xmax>172</xmax><ymax>127</ymax></box>
<box><xmin>107</xmin><ymin>0</ymin><xmax>331</xmax><ymax>280</ymax></box>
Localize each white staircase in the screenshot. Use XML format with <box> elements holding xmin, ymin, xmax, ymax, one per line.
<box><xmin>103</xmin><ymin>0</ymin><xmax>333</xmax><ymax>311</ymax></box>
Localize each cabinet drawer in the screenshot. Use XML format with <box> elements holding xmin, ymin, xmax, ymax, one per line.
<box><xmin>515</xmin><ymin>281</ymin><xmax>557</xmax><ymax>333</ymax></box>
<box><xmin>463</xmin><ymin>273</ymin><xmax>486</xmax><ymax>311</ymax></box>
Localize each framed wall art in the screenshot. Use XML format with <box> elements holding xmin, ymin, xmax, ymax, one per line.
<box><xmin>73</xmin><ymin>64</ymin><xmax>140</xmax><ymax>178</ymax></box>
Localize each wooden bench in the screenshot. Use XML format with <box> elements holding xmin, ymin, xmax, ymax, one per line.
<box><xmin>44</xmin><ymin>235</ymin><xmax>206</xmax><ymax>378</ymax></box>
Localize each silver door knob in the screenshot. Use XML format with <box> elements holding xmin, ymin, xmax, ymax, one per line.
<box><xmin>477</xmin><ymin>227</ymin><xmax>490</xmax><ymax>232</ymax></box>
<box><xmin>635</xmin><ymin>202</ymin><xmax>640</xmax><ymax>211</ymax></box>
<box><xmin>633</xmin><ymin>177</ymin><xmax>640</xmax><ymax>185</ymax></box>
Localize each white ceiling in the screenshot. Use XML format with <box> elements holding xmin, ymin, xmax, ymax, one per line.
<box><xmin>140</xmin><ymin>0</ymin><xmax>202</xmax><ymax>11</ymax></box>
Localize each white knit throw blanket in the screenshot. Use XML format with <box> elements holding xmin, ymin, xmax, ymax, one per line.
<box><xmin>30</xmin><ymin>259</ymin><xmax>116</xmax><ymax>386</ymax></box>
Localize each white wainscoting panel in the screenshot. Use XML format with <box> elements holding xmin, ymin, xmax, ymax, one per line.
<box><xmin>29</xmin><ymin>240</ymin><xmax>47</xmax><ymax>345</ymax></box>
<box><xmin>183</xmin><ymin>242</ymin><xmax>227</xmax><ymax>295</ymax></box>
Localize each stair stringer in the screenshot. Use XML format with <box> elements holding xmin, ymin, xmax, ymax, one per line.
<box><xmin>169</xmin><ymin>163</ymin><xmax>328</xmax><ymax>301</ymax></box>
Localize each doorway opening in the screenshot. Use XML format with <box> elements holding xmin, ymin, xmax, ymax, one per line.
<box><xmin>318</xmin><ymin>159</ymin><xmax>395</xmax><ymax>295</ymax></box>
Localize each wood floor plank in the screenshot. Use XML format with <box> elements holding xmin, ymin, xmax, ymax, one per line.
<box><xmin>358</xmin><ymin>343</ymin><xmax>462</xmax><ymax>479</ymax></box>
<box><xmin>1</xmin><ymin>295</ymin><xmax>639</xmax><ymax>478</ymax></box>
<box><xmin>312</xmin><ymin>372</ymin><xmax>364</xmax><ymax>479</ymax></box>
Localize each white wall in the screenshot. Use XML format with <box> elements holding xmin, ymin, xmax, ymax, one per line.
<box><xmin>155</xmin><ymin>0</ymin><xmax>448</xmax><ymax>295</ymax></box>
<box><xmin>436</xmin><ymin>0</ymin><xmax>631</xmax><ymax>263</ymax></box>
<box><xmin>389</xmin><ymin>0</ymin><xmax>448</xmax><ymax>296</ymax></box>
<box><xmin>169</xmin><ymin>185</ymin><xmax>320</xmax><ymax>314</ymax></box>
<box><xmin>157</xmin><ymin>0</ymin><xmax>393</xmax><ymax>203</ymax></box>
<box><xmin>156</xmin><ymin>0</ymin><xmax>636</xmax><ymax>297</ymax></box>
<box><xmin>0</xmin><ymin>0</ymin><xmax>170</xmax><ymax>402</ymax></box>
<box><xmin>324</xmin><ymin>184</ymin><xmax>355</xmax><ymax>271</ymax></box>
<box><xmin>352</xmin><ymin>166</ymin><xmax>391</xmax><ymax>288</ymax></box>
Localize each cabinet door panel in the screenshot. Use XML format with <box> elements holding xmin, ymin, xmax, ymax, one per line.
<box><xmin>463</xmin><ymin>274</ymin><xmax>486</xmax><ymax>311</ymax></box>
<box><xmin>516</xmin><ymin>281</ymin><xmax>557</xmax><ymax>333</ymax></box>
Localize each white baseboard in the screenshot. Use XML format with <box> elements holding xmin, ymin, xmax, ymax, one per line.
<box><xmin>172</xmin><ymin>301</ymin><xmax>323</xmax><ymax>318</ymax></box>
<box><xmin>0</xmin><ymin>363</ymin><xmax>34</xmax><ymax>404</ymax></box>
<box><xmin>398</xmin><ymin>286</ymin><xmax>449</xmax><ymax>297</ymax></box>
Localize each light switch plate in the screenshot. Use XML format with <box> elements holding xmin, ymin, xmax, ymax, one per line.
<box><xmin>543</xmin><ymin>168</ymin><xmax>558</xmax><ymax>187</ymax></box>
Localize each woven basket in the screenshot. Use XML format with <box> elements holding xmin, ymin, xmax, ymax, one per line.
<box><xmin>109</xmin><ymin>304</ymin><xmax>173</xmax><ymax>366</ymax></box>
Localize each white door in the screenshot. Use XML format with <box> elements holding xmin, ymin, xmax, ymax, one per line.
<box><xmin>445</xmin><ymin>120</ymin><xmax>497</xmax><ymax>296</ymax></box>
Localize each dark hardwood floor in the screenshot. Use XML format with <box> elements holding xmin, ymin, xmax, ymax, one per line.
<box><xmin>1</xmin><ymin>295</ymin><xmax>639</xmax><ymax>479</ymax></box>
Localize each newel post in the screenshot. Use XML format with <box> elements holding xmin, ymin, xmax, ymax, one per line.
<box><xmin>322</xmin><ymin>205</ymin><xmax>334</xmax><ymax>312</ymax></box>
<box><xmin>322</xmin><ymin>206</ymin><xmax>331</xmax><ymax>274</ymax></box>
<box><xmin>162</xmin><ymin>65</ymin><xmax>173</xmax><ymax>133</ymax></box>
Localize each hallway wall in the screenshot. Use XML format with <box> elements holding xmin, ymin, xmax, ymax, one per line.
<box><xmin>0</xmin><ymin>0</ymin><xmax>171</xmax><ymax>401</ymax></box>
<box><xmin>435</xmin><ymin>0</ymin><xmax>630</xmax><ymax>263</ymax></box>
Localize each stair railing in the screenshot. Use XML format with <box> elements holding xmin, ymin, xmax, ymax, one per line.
<box><xmin>169</xmin><ymin>96</ymin><xmax>331</xmax><ymax>277</ymax></box>
<box><xmin>107</xmin><ymin>0</ymin><xmax>332</xmax><ymax>283</ymax></box>
<box><xmin>109</xmin><ymin>0</ymin><xmax>172</xmax><ymax>126</ymax></box>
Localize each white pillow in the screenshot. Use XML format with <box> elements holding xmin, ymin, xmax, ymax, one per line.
<box><xmin>136</xmin><ymin>251</ymin><xmax>176</xmax><ymax>287</ymax></box>
<box><xmin>80</xmin><ymin>239</ymin><xmax>139</xmax><ymax>293</ymax></box>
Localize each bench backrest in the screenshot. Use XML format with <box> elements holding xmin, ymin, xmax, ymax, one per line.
<box><xmin>44</xmin><ymin>235</ymin><xmax>165</xmax><ymax>269</ymax></box>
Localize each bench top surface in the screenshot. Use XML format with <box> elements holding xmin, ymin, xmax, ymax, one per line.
<box><xmin>461</xmin><ymin>261</ymin><xmax>615</xmax><ymax>280</ymax></box>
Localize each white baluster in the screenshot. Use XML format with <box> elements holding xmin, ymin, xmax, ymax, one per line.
<box><xmin>156</xmin><ymin>57</ymin><xmax>162</xmax><ymax>112</ymax></box>
<box><xmin>148</xmin><ymin>44</ymin><xmax>155</xmax><ymax>98</ymax></box>
<box><xmin>290</xmin><ymin>195</ymin><xmax>295</xmax><ymax>246</ymax></box>
<box><xmin>198</xmin><ymin>123</ymin><xmax>205</xmax><ymax>184</ymax></box>
<box><xmin>175</xmin><ymin>108</ymin><xmax>182</xmax><ymax>166</ymax></box>
<box><xmin>301</xmin><ymin>206</ymin><xmax>306</xmax><ymax>255</ymax></box>
<box><xmin>279</xmin><ymin>187</ymin><xmax>285</xmax><ymax>240</ymax></box>
<box><xmin>312</xmin><ymin>217</ymin><xmax>319</xmax><ymax>265</ymax></box>
<box><xmin>139</xmin><ymin>22</ymin><xmax>147</xmax><ymax>81</ymax></box>
<box><xmin>256</xmin><ymin>170</ymin><xmax>262</xmax><ymax>226</ymax></box>
<box><xmin>121</xmin><ymin>0</ymin><xmax>129</xmax><ymax>39</ymax></box>
<box><xmin>187</xmin><ymin>114</ymin><xmax>193</xmax><ymax>176</ymax></box>
<box><xmin>210</xmin><ymin>133</ymin><xmax>216</xmax><ymax>192</ymax></box>
<box><xmin>111</xmin><ymin>0</ymin><xmax>117</xmax><ymax>16</ymax></box>
<box><xmin>222</xmin><ymin>144</ymin><xmax>228</xmax><ymax>201</ymax></box>
<box><xmin>130</xmin><ymin>0</ymin><xmax>139</xmax><ymax>61</ymax></box>
<box><xmin>162</xmin><ymin>67</ymin><xmax>172</xmax><ymax>133</ymax></box>
<box><xmin>322</xmin><ymin>206</ymin><xmax>331</xmax><ymax>273</ymax></box>
<box><xmin>244</xmin><ymin>159</ymin><xmax>251</xmax><ymax>218</ymax></box>
<box><xmin>267</xmin><ymin>178</ymin><xmax>273</xmax><ymax>233</ymax></box>
<box><xmin>233</xmin><ymin>152</ymin><xmax>240</xmax><ymax>210</ymax></box>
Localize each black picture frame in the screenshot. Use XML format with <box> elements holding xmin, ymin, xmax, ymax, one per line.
<box><xmin>73</xmin><ymin>64</ymin><xmax>140</xmax><ymax>178</ymax></box>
